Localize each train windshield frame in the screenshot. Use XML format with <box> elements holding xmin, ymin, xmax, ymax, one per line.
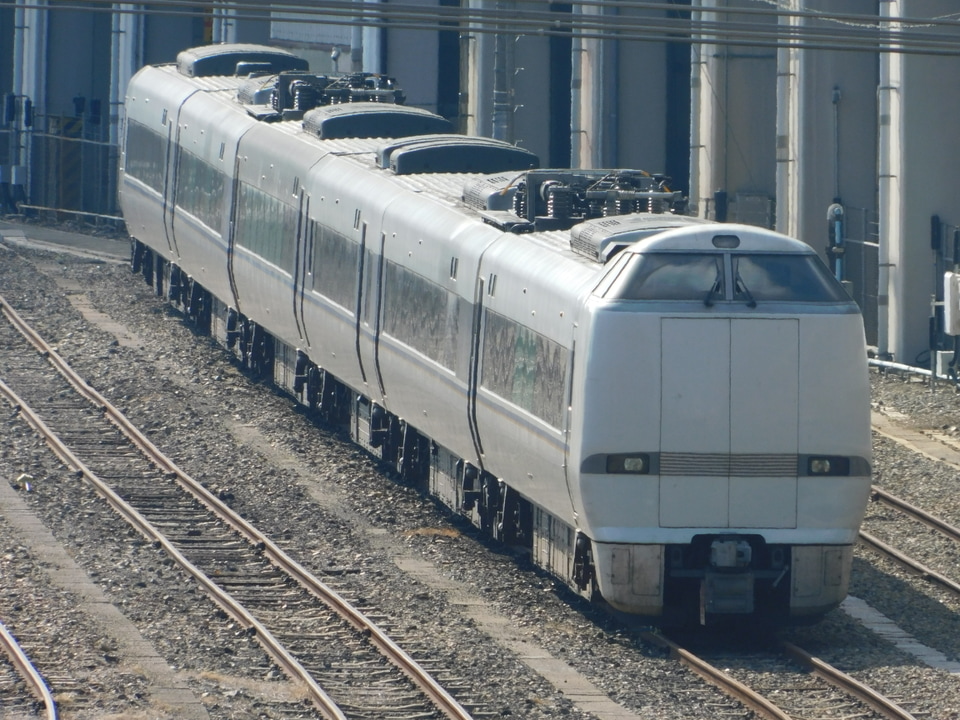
<box><xmin>599</xmin><ymin>251</ymin><xmax>851</xmax><ymax>304</ymax></box>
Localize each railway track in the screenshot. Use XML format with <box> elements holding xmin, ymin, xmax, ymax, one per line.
<box><xmin>860</xmin><ymin>486</ymin><xmax>960</xmax><ymax>598</ymax></box>
<box><xmin>0</xmin><ymin>293</ymin><xmax>476</xmax><ymax>720</ymax></box>
<box><xmin>1</xmin><ymin>241</ymin><xmax>957</xmax><ymax>720</ymax></box>
<box><xmin>0</xmin><ymin>619</ymin><xmax>57</xmax><ymax>720</ymax></box>
<box><xmin>643</xmin><ymin>631</ymin><xmax>918</xmax><ymax>720</ymax></box>
<box><xmin>863</xmin><ymin>413</ymin><xmax>960</xmax><ymax>599</ymax></box>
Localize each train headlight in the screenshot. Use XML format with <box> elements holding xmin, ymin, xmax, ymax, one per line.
<box><xmin>606</xmin><ymin>453</ymin><xmax>651</xmax><ymax>474</ymax></box>
<box><xmin>807</xmin><ymin>456</ymin><xmax>850</xmax><ymax>476</ymax></box>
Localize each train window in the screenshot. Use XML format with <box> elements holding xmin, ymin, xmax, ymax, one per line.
<box><xmin>732</xmin><ymin>254</ymin><xmax>850</xmax><ymax>303</ymax></box>
<box><xmin>176</xmin><ymin>147</ymin><xmax>224</xmax><ymax>230</ymax></box>
<box><xmin>603</xmin><ymin>253</ymin><xmax>724</xmax><ymax>301</ymax></box>
<box><xmin>481</xmin><ymin>310</ymin><xmax>567</xmax><ymax>428</ymax></box>
<box><xmin>124</xmin><ymin>120</ymin><xmax>166</xmax><ymax>192</ymax></box>
<box><xmin>382</xmin><ymin>261</ymin><xmax>459</xmax><ymax>370</ymax></box>
<box><xmin>236</xmin><ymin>183</ymin><xmax>297</xmax><ymax>272</ymax></box>
<box><xmin>310</xmin><ymin>221</ymin><xmax>359</xmax><ymax>309</ymax></box>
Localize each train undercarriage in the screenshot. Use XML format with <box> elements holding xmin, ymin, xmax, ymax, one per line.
<box><xmin>131</xmin><ymin>239</ymin><xmax>600</xmax><ymax>597</ymax></box>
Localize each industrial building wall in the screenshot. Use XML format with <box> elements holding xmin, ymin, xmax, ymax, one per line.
<box><xmin>6</xmin><ymin>1</ymin><xmax>960</xmax><ymax>369</ymax></box>
<box><xmin>0</xmin><ymin>2</ymin><xmax>14</xmax><ymax>171</ymax></box>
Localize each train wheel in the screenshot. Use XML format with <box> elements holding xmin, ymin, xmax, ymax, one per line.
<box><xmin>396</xmin><ymin>421</ymin><xmax>428</xmax><ymax>487</ymax></box>
<box><xmin>153</xmin><ymin>253</ymin><xmax>164</xmax><ymax>297</ymax></box>
<box><xmin>573</xmin><ymin>532</ymin><xmax>597</xmax><ymax>595</ymax></box>
<box><xmin>130</xmin><ymin>238</ymin><xmax>145</xmax><ymax>274</ymax></box>
<box><xmin>496</xmin><ymin>485</ymin><xmax>532</xmax><ymax>547</ymax></box>
<box><xmin>140</xmin><ymin>247</ymin><xmax>153</xmax><ymax>286</ymax></box>
<box><xmin>480</xmin><ymin>473</ymin><xmax>499</xmax><ymax>535</ymax></box>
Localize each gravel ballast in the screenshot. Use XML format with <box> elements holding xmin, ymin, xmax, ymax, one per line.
<box><xmin>1</xmin><ymin>222</ymin><xmax>959</xmax><ymax>720</ymax></box>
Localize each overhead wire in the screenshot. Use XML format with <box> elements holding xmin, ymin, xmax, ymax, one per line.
<box><xmin>10</xmin><ymin>0</ymin><xmax>960</xmax><ymax>55</ymax></box>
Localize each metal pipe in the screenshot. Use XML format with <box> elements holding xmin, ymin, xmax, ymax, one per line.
<box><xmin>491</xmin><ymin>0</ymin><xmax>512</xmax><ymax>141</ymax></box>
<box><xmin>351</xmin><ymin>0</ymin><xmax>364</xmax><ymax>72</ymax></box>
<box><xmin>212</xmin><ymin>5</ymin><xmax>237</xmax><ymax>44</ymax></box>
<box><xmin>470</xmin><ymin>0</ymin><xmax>492</xmax><ymax>138</ymax></box>
<box><xmin>363</xmin><ymin>0</ymin><xmax>384</xmax><ymax>73</ymax></box>
<box><xmin>570</xmin><ymin>11</ymin><xmax>584</xmax><ymax>165</ymax></box>
<box><xmin>869</xmin><ymin>357</ymin><xmax>933</xmax><ymax>378</ymax></box>
<box><xmin>832</xmin><ymin>84</ymin><xmax>841</xmax><ymax>199</ymax></box>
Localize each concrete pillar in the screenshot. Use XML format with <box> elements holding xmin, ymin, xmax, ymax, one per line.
<box><xmin>690</xmin><ymin>0</ymin><xmax>777</xmax><ymax>225</ymax></box>
<box><xmin>571</xmin><ymin>2</ymin><xmax>616</xmax><ymax>168</ymax></box>
<box><xmin>775</xmin><ymin>2</ymin><xmax>800</xmax><ymax>239</ymax></box>
<box><xmin>785</xmin><ymin>0</ymin><xmax>879</xmax><ymax>344</ymax></box>
<box><xmin>111</xmin><ymin>6</ymin><xmax>144</xmax><ymax>148</ymax></box>
<box><xmin>689</xmin><ymin>0</ymin><xmax>722</xmax><ymax>219</ymax></box>
<box><xmin>879</xmin><ymin>0</ymin><xmax>960</xmax><ymax>364</ymax></box>
<box><xmin>465</xmin><ymin>0</ymin><xmax>494</xmax><ymax>138</ymax></box>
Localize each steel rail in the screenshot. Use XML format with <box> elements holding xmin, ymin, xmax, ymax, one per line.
<box><xmin>781</xmin><ymin>641</ymin><xmax>917</xmax><ymax>720</ymax></box>
<box><xmin>859</xmin><ymin>530</ymin><xmax>960</xmax><ymax>597</ymax></box>
<box><xmin>0</xmin><ymin>295</ymin><xmax>475</xmax><ymax>720</ymax></box>
<box><xmin>0</xmin><ymin>620</ymin><xmax>58</xmax><ymax>720</ymax></box>
<box><xmin>871</xmin><ymin>485</ymin><xmax>960</xmax><ymax>543</ymax></box>
<box><xmin>646</xmin><ymin>630</ymin><xmax>918</xmax><ymax>720</ymax></box>
<box><xmin>0</xmin><ymin>377</ymin><xmax>348</xmax><ymax>720</ymax></box>
<box><xmin>641</xmin><ymin>632</ymin><xmax>792</xmax><ymax>720</ymax></box>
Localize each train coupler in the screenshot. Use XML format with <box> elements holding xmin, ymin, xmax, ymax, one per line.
<box><xmin>700</xmin><ymin>572</ymin><xmax>754</xmax><ymax>624</ymax></box>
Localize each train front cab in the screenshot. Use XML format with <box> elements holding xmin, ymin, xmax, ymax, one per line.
<box><xmin>572</xmin><ymin>225</ymin><xmax>872</xmax><ymax>625</ymax></box>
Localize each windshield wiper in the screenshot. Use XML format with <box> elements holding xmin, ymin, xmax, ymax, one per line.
<box><xmin>704</xmin><ymin>272</ymin><xmax>723</xmax><ymax>307</ymax></box>
<box><xmin>735</xmin><ymin>274</ymin><xmax>757</xmax><ymax>308</ymax></box>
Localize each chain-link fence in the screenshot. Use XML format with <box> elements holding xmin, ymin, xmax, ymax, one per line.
<box><xmin>1</xmin><ymin>111</ymin><xmax>120</xmax><ymax>218</ymax></box>
<box><xmin>840</xmin><ymin>205</ymin><xmax>880</xmax><ymax>348</ymax></box>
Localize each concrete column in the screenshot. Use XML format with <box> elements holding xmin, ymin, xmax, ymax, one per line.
<box><xmin>465</xmin><ymin>0</ymin><xmax>493</xmax><ymax>138</ymax></box>
<box><xmin>785</xmin><ymin>0</ymin><xmax>879</xmax><ymax>344</ymax></box>
<box><xmin>775</xmin><ymin>2</ymin><xmax>800</xmax><ymax>239</ymax></box>
<box><xmin>689</xmin><ymin>0</ymin><xmax>777</xmax><ymax>226</ymax></box>
<box><xmin>13</xmin><ymin>0</ymin><xmax>47</xmax><ymax>201</ymax></box>
<box><xmin>571</xmin><ymin>5</ymin><xmax>620</xmax><ymax>168</ymax></box>
<box><xmin>111</xmin><ymin>6</ymin><xmax>144</xmax><ymax>148</ymax></box>
<box><xmin>879</xmin><ymin>0</ymin><xmax>960</xmax><ymax>364</ymax></box>
<box><xmin>689</xmin><ymin>0</ymin><xmax>725</xmax><ymax>219</ymax></box>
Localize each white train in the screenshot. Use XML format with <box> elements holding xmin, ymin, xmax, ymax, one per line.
<box><xmin>119</xmin><ymin>44</ymin><xmax>872</xmax><ymax>625</ymax></box>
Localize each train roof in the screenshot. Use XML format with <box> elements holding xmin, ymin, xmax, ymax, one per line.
<box><xmin>177</xmin><ymin>44</ymin><xmax>309</xmax><ymax>77</ymax></box>
<box><xmin>137</xmin><ymin>47</ymin><xmax>811</xmax><ymax>273</ymax></box>
<box><xmin>625</xmin><ymin>222</ymin><xmax>817</xmax><ymax>254</ymax></box>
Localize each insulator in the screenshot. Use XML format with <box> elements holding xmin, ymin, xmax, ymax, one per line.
<box><xmin>292</xmin><ymin>82</ymin><xmax>320</xmax><ymax>111</ymax></box>
<box><xmin>547</xmin><ymin>187</ymin><xmax>573</xmax><ymax>219</ymax></box>
<box><xmin>512</xmin><ymin>182</ymin><xmax>528</xmax><ymax>218</ymax></box>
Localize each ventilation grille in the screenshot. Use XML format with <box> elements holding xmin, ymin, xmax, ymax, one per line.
<box><xmin>660</xmin><ymin>453</ymin><xmax>798</xmax><ymax>477</ymax></box>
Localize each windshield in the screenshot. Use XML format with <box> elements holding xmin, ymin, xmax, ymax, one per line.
<box><xmin>731</xmin><ymin>254</ymin><xmax>849</xmax><ymax>303</ymax></box>
<box><xmin>601</xmin><ymin>252</ymin><xmax>850</xmax><ymax>303</ymax></box>
<box><xmin>603</xmin><ymin>253</ymin><xmax>724</xmax><ymax>301</ymax></box>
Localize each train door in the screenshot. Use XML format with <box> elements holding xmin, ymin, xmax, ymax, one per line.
<box><xmin>292</xmin><ymin>190</ymin><xmax>312</xmax><ymax>345</ymax></box>
<box><xmin>225</xmin><ymin>151</ymin><xmax>244</xmax><ymax>316</ymax></box>
<box><xmin>465</xmin><ymin>277</ymin><xmax>486</xmax><ymax>465</ymax></box>
<box><xmin>658</xmin><ymin>317</ymin><xmax>799</xmax><ymax>529</ymax></box>
<box><xmin>369</xmin><ymin>228</ymin><xmax>387</xmax><ymax>398</ymax></box>
<box><xmin>162</xmin><ymin>111</ymin><xmax>184</xmax><ymax>259</ymax></box>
